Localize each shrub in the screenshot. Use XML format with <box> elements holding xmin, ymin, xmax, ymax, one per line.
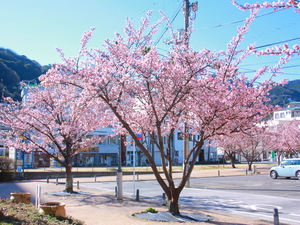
<box><xmin>145</xmin><ymin>207</ymin><xmax>157</xmax><ymax>213</ymax></box>
<box><xmin>0</xmin><ymin>156</ymin><xmax>15</xmax><ymax>181</ymax></box>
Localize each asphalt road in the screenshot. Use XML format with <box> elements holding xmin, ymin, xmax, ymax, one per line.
<box><xmin>189</xmin><ymin>174</ymin><xmax>300</xmax><ymax>199</ymax></box>
<box><xmin>80</xmin><ymin>174</ymin><xmax>300</xmax><ymax>224</ymax></box>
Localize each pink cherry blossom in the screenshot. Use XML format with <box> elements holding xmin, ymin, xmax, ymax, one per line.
<box><xmin>0</xmin><ymin>84</ymin><xmax>105</xmax><ymax>192</ymax></box>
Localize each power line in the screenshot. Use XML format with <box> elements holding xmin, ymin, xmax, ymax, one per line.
<box><xmin>242</xmin><ymin>58</ymin><xmax>300</xmax><ymax>67</ymax></box>
<box><xmin>199</xmin><ymin>9</ymin><xmax>284</xmax><ymax>31</ymax></box>
<box><xmin>239</xmin><ymin>64</ymin><xmax>300</xmax><ymax>74</ymax></box>
<box><xmin>254</xmin><ymin>37</ymin><xmax>300</xmax><ymax>49</ymax></box>
<box><xmin>246</xmin><ymin>19</ymin><xmax>300</xmax><ymax>41</ymax></box>
<box><xmin>154</xmin><ymin>2</ymin><xmax>183</xmax><ymax>46</ymax></box>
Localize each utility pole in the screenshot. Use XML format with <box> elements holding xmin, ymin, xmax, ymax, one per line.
<box><xmin>183</xmin><ymin>0</ymin><xmax>198</xmax><ymax>187</ymax></box>
<box><xmin>184</xmin><ymin>0</ymin><xmax>190</xmax><ymax>44</ymax></box>
<box><xmin>183</xmin><ymin>0</ymin><xmax>190</xmax><ymax>188</ymax></box>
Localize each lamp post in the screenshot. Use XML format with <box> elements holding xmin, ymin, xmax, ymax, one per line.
<box><xmin>117</xmin><ymin>135</ymin><xmax>123</xmax><ymax>200</ymax></box>
<box><xmin>134</xmin><ymin>134</ymin><xmax>143</xmax><ymax>197</ymax></box>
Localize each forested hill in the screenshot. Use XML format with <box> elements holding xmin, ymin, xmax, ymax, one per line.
<box><xmin>268</xmin><ymin>80</ymin><xmax>300</xmax><ymax>107</ymax></box>
<box><xmin>0</xmin><ymin>48</ymin><xmax>50</xmax><ymax>101</ymax></box>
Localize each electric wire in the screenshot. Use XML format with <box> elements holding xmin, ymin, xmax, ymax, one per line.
<box><xmin>199</xmin><ymin>9</ymin><xmax>285</xmax><ymax>31</ymax></box>
<box><xmin>246</xmin><ymin>19</ymin><xmax>300</xmax><ymax>41</ymax></box>
<box><xmin>239</xmin><ymin>64</ymin><xmax>300</xmax><ymax>74</ymax></box>
<box><xmin>254</xmin><ymin>37</ymin><xmax>300</xmax><ymax>49</ymax></box>
<box><xmin>242</xmin><ymin>58</ymin><xmax>300</xmax><ymax>67</ymax></box>
<box><xmin>154</xmin><ymin>2</ymin><xmax>183</xmax><ymax>46</ymax></box>
<box><xmin>154</xmin><ymin>2</ymin><xmax>299</xmax><ymax>78</ymax></box>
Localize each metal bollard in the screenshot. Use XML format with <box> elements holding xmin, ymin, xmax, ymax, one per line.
<box><xmin>94</xmin><ymin>175</ymin><xmax>97</xmax><ymax>182</ymax></box>
<box><xmin>35</xmin><ymin>185</ymin><xmax>41</xmax><ymax>208</ymax></box>
<box><xmin>115</xmin><ymin>186</ymin><xmax>117</xmax><ymax>197</ymax></box>
<box><xmin>218</xmin><ymin>170</ymin><xmax>220</xmax><ymax>176</ymax></box>
<box><xmin>56</xmin><ymin>177</ymin><xmax>58</xmax><ymax>185</ymax></box>
<box><xmin>137</xmin><ymin>173</ymin><xmax>139</xmax><ymax>180</ymax></box>
<box><xmin>246</xmin><ymin>169</ymin><xmax>248</xmax><ymax>175</ymax></box>
<box><xmin>46</xmin><ymin>176</ymin><xmax>49</xmax><ymax>183</ymax></box>
<box><xmin>162</xmin><ymin>193</ymin><xmax>167</xmax><ymax>206</ymax></box>
<box><xmin>77</xmin><ymin>181</ymin><xmax>80</xmax><ymax>189</ymax></box>
<box><xmin>274</xmin><ymin>208</ymin><xmax>280</xmax><ymax>225</ymax></box>
<box><xmin>136</xmin><ymin>189</ymin><xmax>139</xmax><ymax>201</ymax></box>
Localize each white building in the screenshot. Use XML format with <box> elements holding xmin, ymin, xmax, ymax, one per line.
<box><xmin>126</xmin><ymin>133</ymin><xmax>217</xmax><ymax>166</ymax></box>
<box><xmin>272</xmin><ymin>102</ymin><xmax>300</xmax><ymax>124</ymax></box>
<box><xmin>261</xmin><ymin>102</ymin><xmax>300</xmax><ymax>161</ymax></box>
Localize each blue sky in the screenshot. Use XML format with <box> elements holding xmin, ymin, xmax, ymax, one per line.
<box><xmin>0</xmin><ymin>0</ymin><xmax>299</xmax><ymax>83</ymax></box>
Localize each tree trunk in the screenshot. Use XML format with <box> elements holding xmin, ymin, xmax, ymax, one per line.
<box><xmin>230</xmin><ymin>158</ymin><xmax>236</xmax><ymax>168</ymax></box>
<box><xmin>248</xmin><ymin>161</ymin><xmax>252</xmax><ymax>171</ymax></box>
<box><xmin>64</xmin><ymin>164</ymin><xmax>73</xmax><ymax>193</ymax></box>
<box><xmin>277</xmin><ymin>153</ymin><xmax>281</xmax><ymax>165</ymax></box>
<box><xmin>167</xmin><ymin>189</ymin><xmax>180</xmax><ymax>215</ymax></box>
<box><xmin>227</xmin><ymin>153</ymin><xmax>236</xmax><ymax>168</ymax></box>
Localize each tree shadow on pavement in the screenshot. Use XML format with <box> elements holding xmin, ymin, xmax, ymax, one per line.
<box><xmin>72</xmin><ymin>193</ymin><xmax>163</xmax><ymax>209</ymax></box>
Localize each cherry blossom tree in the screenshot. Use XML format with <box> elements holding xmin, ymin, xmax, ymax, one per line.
<box><xmin>264</xmin><ymin>125</ymin><xmax>286</xmax><ymax>164</ymax></box>
<box><xmin>279</xmin><ymin>120</ymin><xmax>300</xmax><ymax>157</ymax></box>
<box><xmin>40</xmin><ymin>2</ymin><xmax>299</xmax><ymax>215</ymax></box>
<box><xmin>215</xmin><ymin>136</ymin><xmax>241</xmax><ymax>168</ymax></box>
<box><xmin>266</xmin><ymin>120</ymin><xmax>300</xmax><ymax>164</ymax></box>
<box><xmin>0</xmin><ymin>84</ymin><xmax>105</xmax><ymax>192</ymax></box>
<box><xmin>216</xmin><ymin>126</ymin><xmax>273</xmax><ymax>170</ymax></box>
<box><xmin>239</xmin><ymin>127</ymin><xmax>273</xmax><ymax>170</ymax></box>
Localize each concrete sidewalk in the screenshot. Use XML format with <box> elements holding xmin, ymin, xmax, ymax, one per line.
<box><xmin>0</xmin><ymin>164</ymin><xmax>273</xmax><ymax>225</ymax></box>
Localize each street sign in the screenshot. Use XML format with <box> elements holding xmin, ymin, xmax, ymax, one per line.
<box><xmin>16</xmin><ymin>150</ymin><xmax>24</xmax><ymax>160</ymax></box>
<box><xmin>136</xmin><ymin>134</ymin><xmax>143</xmax><ymax>139</ymax></box>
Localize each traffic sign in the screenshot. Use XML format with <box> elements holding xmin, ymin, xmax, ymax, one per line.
<box><xmin>136</xmin><ymin>134</ymin><xmax>143</xmax><ymax>139</ymax></box>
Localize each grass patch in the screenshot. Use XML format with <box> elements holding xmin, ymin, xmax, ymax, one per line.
<box><xmin>0</xmin><ymin>198</ymin><xmax>84</xmax><ymax>225</ymax></box>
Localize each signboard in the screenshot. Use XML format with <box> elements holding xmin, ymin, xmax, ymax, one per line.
<box><xmin>17</xmin><ymin>166</ymin><xmax>23</xmax><ymax>172</ymax></box>
<box><xmin>136</xmin><ymin>134</ymin><xmax>143</xmax><ymax>140</ymax></box>
<box><xmin>9</xmin><ymin>147</ymin><xmax>16</xmax><ymax>160</ymax></box>
<box><xmin>271</xmin><ymin>151</ymin><xmax>275</xmax><ymax>159</ymax></box>
<box><xmin>16</xmin><ymin>150</ymin><xmax>24</xmax><ymax>160</ymax></box>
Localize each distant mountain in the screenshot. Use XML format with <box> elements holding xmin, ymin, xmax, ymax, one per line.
<box><xmin>268</xmin><ymin>80</ymin><xmax>300</xmax><ymax>107</ymax></box>
<box><xmin>0</xmin><ymin>48</ymin><xmax>50</xmax><ymax>101</ymax></box>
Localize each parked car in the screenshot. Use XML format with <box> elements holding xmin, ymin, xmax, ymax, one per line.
<box><xmin>270</xmin><ymin>158</ymin><xmax>300</xmax><ymax>179</ymax></box>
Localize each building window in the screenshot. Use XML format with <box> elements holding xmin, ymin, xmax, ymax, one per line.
<box><xmin>98</xmin><ymin>135</ymin><xmax>108</xmax><ymax>145</ymax></box>
<box><xmin>275</xmin><ymin>113</ymin><xmax>279</xmax><ymax>119</ymax></box>
<box><xmin>177</xmin><ymin>132</ymin><xmax>183</xmax><ymax>140</ymax></box>
<box><xmin>109</xmin><ymin>136</ymin><xmax>118</xmax><ymax>145</ymax></box>
<box><xmin>280</xmin><ymin>112</ymin><xmax>285</xmax><ymax>118</ymax></box>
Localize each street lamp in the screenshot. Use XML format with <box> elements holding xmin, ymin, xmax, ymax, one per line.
<box><xmin>117</xmin><ymin>135</ymin><xmax>123</xmax><ymax>200</ymax></box>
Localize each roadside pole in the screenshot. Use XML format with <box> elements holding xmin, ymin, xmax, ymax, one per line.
<box><xmin>117</xmin><ymin>135</ymin><xmax>123</xmax><ymax>200</ymax></box>
<box><xmin>183</xmin><ymin>0</ymin><xmax>198</xmax><ymax>188</ymax></box>
<box><xmin>133</xmin><ymin>141</ymin><xmax>136</xmax><ymax>197</ymax></box>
